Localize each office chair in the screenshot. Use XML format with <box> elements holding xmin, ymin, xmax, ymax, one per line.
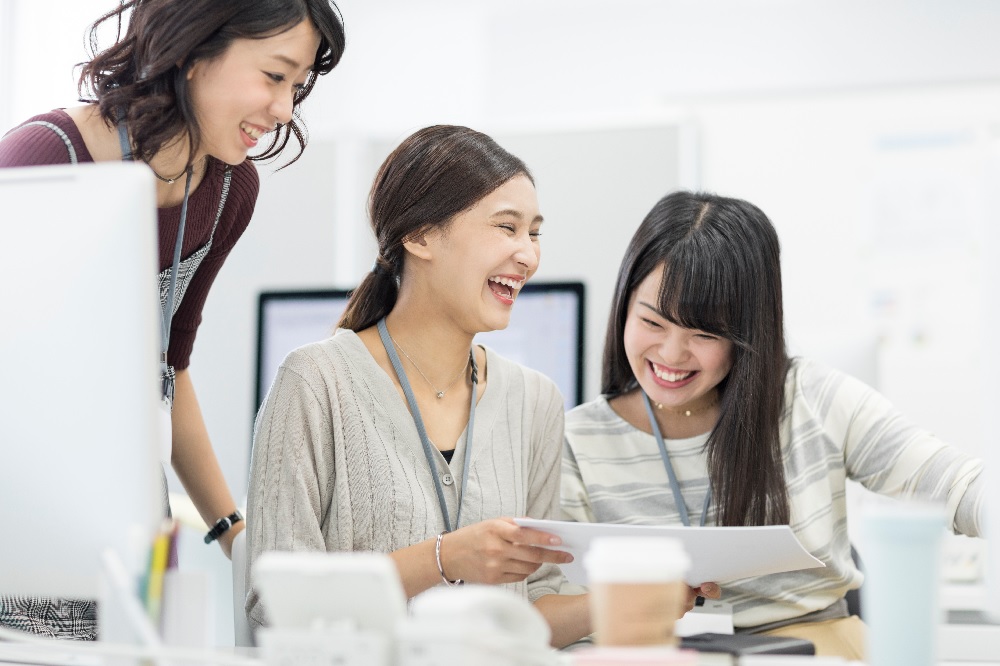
<box><xmin>232</xmin><ymin>529</ymin><xmax>254</xmax><ymax>647</ymax></box>
<box><xmin>845</xmin><ymin>544</ymin><xmax>864</xmax><ymax>619</ymax></box>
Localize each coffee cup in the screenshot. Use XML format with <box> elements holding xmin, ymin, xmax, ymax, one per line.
<box><xmin>584</xmin><ymin>536</ymin><xmax>691</xmax><ymax>647</ymax></box>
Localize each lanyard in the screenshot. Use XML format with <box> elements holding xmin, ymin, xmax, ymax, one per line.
<box><xmin>116</xmin><ymin>116</ymin><xmax>189</xmax><ymax>406</ymax></box>
<box><xmin>377</xmin><ymin>318</ymin><xmax>478</xmax><ymax>533</ymax></box>
<box><xmin>641</xmin><ymin>392</ymin><xmax>711</xmax><ymax>527</ymax></box>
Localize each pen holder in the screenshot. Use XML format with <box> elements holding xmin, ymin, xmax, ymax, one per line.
<box><xmin>159</xmin><ymin>570</ymin><xmax>213</xmax><ymax>647</ymax></box>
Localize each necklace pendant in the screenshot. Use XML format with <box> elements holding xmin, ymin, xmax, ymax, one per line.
<box><xmin>436</xmin><ymin>391</ymin><xmax>445</xmax><ymax>399</ymax></box>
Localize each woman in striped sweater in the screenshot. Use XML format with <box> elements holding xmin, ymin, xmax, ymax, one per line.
<box><xmin>561</xmin><ymin>190</ymin><xmax>984</xmax><ymax>658</ymax></box>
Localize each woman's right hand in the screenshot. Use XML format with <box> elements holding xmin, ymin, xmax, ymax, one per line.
<box><xmin>439</xmin><ymin>517</ymin><xmax>574</xmax><ymax>585</ymax></box>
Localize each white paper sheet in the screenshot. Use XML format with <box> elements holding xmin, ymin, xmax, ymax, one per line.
<box><xmin>513</xmin><ymin>518</ymin><xmax>825</xmax><ymax>586</ymax></box>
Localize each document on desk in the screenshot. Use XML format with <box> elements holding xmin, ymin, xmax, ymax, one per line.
<box><xmin>514</xmin><ymin>518</ymin><xmax>825</xmax><ymax>586</ymax></box>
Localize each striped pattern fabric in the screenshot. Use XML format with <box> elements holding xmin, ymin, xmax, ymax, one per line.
<box><xmin>562</xmin><ymin>357</ymin><xmax>984</xmax><ymax>630</ymax></box>
<box><xmin>0</xmin><ymin>597</ymin><xmax>96</xmax><ymax>641</ymax></box>
<box><xmin>155</xmin><ymin>167</ymin><xmax>231</xmax><ymax>320</ymax></box>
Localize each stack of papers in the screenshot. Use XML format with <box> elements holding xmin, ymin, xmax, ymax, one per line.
<box><xmin>513</xmin><ymin>518</ymin><xmax>824</xmax><ymax>586</ymax></box>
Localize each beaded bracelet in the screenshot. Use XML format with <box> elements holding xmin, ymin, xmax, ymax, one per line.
<box><xmin>435</xmin><ymin>531</ymin><xmax>463</xmax><ymax>586</ymax></box>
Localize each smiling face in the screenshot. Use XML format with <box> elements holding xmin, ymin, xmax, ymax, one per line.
<box><xmin>186</xmin><ymin>20</ymin><xmax>320</xmax><ymax>165</ymax></box>
<box><xmin>418</xmin><ymin>174</ymin><xmax>543</xmax><ymax>333</ymax></box>
<box><xmin>623</xmin><ymin>266</ymin><xmax>735</xmax><ymax>410</ymax></box>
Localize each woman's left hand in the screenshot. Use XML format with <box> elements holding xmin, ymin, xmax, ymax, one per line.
<box><xmin>684</xmin><ymin>582</ymin><xmax>721</xmax><ymax>613</ymax></box>
<box><xmin>216</xmin><ymin>520</ymin><xmax>245</xmax><ymax>559</ymax></box>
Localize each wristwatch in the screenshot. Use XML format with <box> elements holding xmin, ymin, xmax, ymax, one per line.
<box><xmin>204</xmin><ymin>509</ymin><xmax>244</xmax><ymax>544</ymax></box>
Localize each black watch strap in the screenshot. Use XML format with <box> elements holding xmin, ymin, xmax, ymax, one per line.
<box><xmin>204</xmin><ymin>509</ymin><xmax>243</xmax><ymax>544</ymax></box>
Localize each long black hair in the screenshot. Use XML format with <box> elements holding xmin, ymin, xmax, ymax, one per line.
<box><xmin>78</xmin><ymin>0</ymin><xmax>346</xmax><ymax>168</ymax></box>
<box><xmin>603</xmin><ymin>191</ymin><xmax>790</xmax><ymax>527</ymax></box>
<box><xmin>338</xmin><ymin>125</ymin><xmax>531</xmax><ymax>332</ymax></box>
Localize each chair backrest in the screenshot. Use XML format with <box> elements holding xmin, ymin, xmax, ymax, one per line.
<box><xmin>232</xmin><ymin>529</ymin><xmax>254</xmax><ymax>647</ymax></box>
<box><xmin>846</xmin><ymin>544</ymin><xmax>864</xmax><ymax>619</ymax></box>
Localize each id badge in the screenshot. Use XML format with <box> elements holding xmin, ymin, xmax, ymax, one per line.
<box><xmin>676</xmin><ymin>599</ymin><xmax>734</xmax><ymax>636</ymax></box>
<box><xmin>159</xmin><ymin>396</ymin><xmax>173</xmax><ymax>464</ymax></box>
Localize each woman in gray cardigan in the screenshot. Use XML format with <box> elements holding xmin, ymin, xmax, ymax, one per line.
<box><xmin>245</xmin><ymin>125</ymin><xmax>591</xmax><ymax>647</ymax></box>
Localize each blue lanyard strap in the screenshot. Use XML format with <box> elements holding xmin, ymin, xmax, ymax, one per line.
<box><xmin>377</xmin><ymin>318</ymin><xmax>477</xmax><ymax>533</ymax></box>
<box><xmin>641</xmin><ymin>392</ymin><xmax>712</xmax><ymax>527</ymax></box>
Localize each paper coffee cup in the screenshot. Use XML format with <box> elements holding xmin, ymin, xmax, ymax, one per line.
<box><xmin>584</xmin><ymin>536</ymin><xmax>691</xmax><ymax>647</ymax></box>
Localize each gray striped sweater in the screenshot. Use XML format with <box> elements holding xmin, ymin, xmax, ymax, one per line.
<box><xmin>562</xmin><ymin>357</ymin><xmax>983</xmax><ymax>629</ymax></box>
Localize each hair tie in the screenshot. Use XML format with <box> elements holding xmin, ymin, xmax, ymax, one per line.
<box><xmin>371</xmin><ymin>256</ymin><xmax>391</xmax><ymax>276</ymax></box>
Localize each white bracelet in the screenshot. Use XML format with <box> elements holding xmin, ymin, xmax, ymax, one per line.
<box><xmin>435</xmin><ymin>531</ymin><xmax>463</xmax><ymax>586</ymax></box>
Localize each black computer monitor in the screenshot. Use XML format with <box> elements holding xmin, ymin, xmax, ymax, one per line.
<box><xmin>255</xmin><ymin>282</ymin><xmax>585</xmax><ymax>418</ymax></box>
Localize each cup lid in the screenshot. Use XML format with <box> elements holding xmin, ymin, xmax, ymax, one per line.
<box><xmin>584</xmin><ymin>536</ymin><xmax>690</xmax><ymax>582</ymax></box>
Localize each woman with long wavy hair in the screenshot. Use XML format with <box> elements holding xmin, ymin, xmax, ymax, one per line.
<box><xmin>0</xmin><ymin>0</ymin><xmax>346</xmax><ymax>639</ymax></box>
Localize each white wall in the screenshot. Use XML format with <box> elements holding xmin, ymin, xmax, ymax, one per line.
<box><xmin>693</xmin><ymin>87</ymin><xmax>999</xmax><ymax>452</ymax></box>
<box><xmin>686</xmin><ymin>86</ymin><xmax>999</xmax><ymax>579</ymax></box>
<box><xmin>7</xmin><ymin>0</ymin><xmax>1000</xmax><ymax>645</ymax></box>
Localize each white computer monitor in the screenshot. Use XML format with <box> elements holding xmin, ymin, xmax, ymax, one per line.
<box><xmin>979</xmin><ymin>160</ymin><xmax>1000</xmax><ymax>623</ymax></box>
<box><xmin>0</xmin><ymin>163</ymin><xmax>162</xmax><ymax>600</ymax></box>
<box><xmin>254</xmin><ymin>282</ymin><xmax>586</xmax><ymax>418</ymax></box>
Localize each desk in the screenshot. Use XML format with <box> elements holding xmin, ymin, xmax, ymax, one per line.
<box><xmin>939</xmin><ymin>612</ymin><xmax>1000</xmax><ymax>663</ymax></box>
<box><xmin>0</xmin><ymin>642</ymin><xmax>260</xmax><ymax>666</ymax></box>
<box><xmin>3</xmin><ymin>634</ymin><xmax>1000</xmax><ymax>666</ymax></box>
<box><xmin>0</xmin><ymin>644</ymin><xmax>101</xmax><ymax>666</ymax></box>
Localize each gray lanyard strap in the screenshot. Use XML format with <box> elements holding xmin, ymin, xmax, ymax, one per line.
<box><xmin>117</xmin><ymin>114</ymin><xmax>190</xmax><ymax>404</ymax></box>
<box><xmin>377</xmin><ymin>318</ymin><xmax>477</xmax><ymax>533</ymax></box>
<box><xmin>158</xmin><ymin>171</ymin><xmax>193</xmax><ymax>403</ymax></box>
<box><xmin>641</xmin><ymin>392</ymin><xmax>711</xmax><ymax>527</ymax></box>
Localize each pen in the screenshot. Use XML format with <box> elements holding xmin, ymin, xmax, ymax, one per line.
<box><xmin>145</xmin><ymin>521</ymin><xmax>172</xmax><ymax>626</ymax></box>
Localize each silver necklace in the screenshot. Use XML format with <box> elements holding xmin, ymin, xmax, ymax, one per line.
<box><xmin>656</xmin><ymin>390</ymin><xmax>719</xmax><ymax>417</ymax></box>
<box><xmin>147</xmin><ymin>162</ymin><xmax>191</xmax><ymax>185</ymax></box>
<box><xmin>387</xmin><ymin>332</ymin><xmax>470</xmax><ymax>399</ymax></box>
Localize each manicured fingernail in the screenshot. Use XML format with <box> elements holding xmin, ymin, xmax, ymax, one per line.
<box><xmin>549</xmin><ymin>536</ymin><xmax>562</xmax><ymax>545</ymax></box>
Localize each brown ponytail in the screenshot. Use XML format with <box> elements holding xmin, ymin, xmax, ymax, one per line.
<box><xmin>338</xmin><ymin>125</ymin><xmax>531</xmax><ymax>332</ymax></box>
<box><xmin>337</xmin><ymin>256</ymin><xmax>399</xmax><ymax>331</ymax></box>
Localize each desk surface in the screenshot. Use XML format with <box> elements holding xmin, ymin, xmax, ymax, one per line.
<box><xmin>2</xmin><ymin>627</ymin><xmax>999</xmax><ymax>666</ymax></box>
<box><xmin>939</xmin><ymin>616</ymin><xmax>1000</xmax><ymax>663</ymax></box>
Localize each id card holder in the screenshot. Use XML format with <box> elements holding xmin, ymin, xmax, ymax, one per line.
<box><xmin>675</xmin><ymin>599</ymin><xmax>735</xmax><ymax>636</ymax></box>
<box><xmin>159</xmin><ymin>395</ymin><xmax>173</xmax><ymax>464</ymax></box>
